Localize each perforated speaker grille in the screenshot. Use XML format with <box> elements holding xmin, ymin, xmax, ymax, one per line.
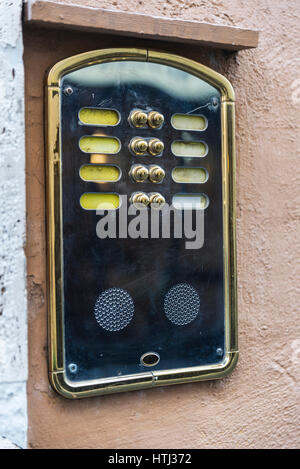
<box><xmin>94</xmin><ymin>288</ymin><xmax>134</xmax><ymax>332</ymax></box>
<box><xmin>164</xmin><ymin>283</ymin><xmax>200</xmax><ymax>325</ymax></box>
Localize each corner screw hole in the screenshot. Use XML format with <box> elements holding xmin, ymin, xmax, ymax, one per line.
<box><xmin>68</xmin><ymin>363</ymin><xmax>78</xmax><ymax>374</ymax></box>
<box><xmin>64</xmin><ymin>86</ymin><xmax>73</xmax><ymax>96</ymax></box>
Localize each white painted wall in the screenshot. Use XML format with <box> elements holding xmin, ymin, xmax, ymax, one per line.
<box><xmin>0</xmin><ymin>0</ymin><xmax>27</xmax><ymax>449</ymax></box>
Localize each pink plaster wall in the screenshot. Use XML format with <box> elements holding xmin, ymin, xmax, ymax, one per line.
<box><xmin>25</xmin><ymin>0</ymin><xmax>300</xmax><ymax>449</ymax></box>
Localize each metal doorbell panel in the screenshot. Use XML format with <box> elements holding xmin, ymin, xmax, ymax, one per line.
<box><xmin>46</xmin><ymin>49</ymin><xmax>238</xmax><ymax>398</ymax></box>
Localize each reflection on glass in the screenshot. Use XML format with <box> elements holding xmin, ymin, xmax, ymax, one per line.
<box><xmin>65</xmin><ymin>61</ymin><xmax>218</xmax><ymax>103</ymax></box>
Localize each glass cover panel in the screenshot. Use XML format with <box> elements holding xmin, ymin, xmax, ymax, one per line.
<box><xmin>60</xmin><ymin>60</ymin><xmax>224</xmax><ymax>383</ymax></box>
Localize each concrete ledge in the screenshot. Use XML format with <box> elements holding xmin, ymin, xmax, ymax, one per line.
<box><xmin>24</xmin><ymin>0</ymin><xmax>259</xmax><ymax>51</ymax></box>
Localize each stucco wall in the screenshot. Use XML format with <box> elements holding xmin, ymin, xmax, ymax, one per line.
<box><xmin>0</xmin><ymin>0</ymin><xmax>27</xmax><ymax>449</ymax></box>
<box><xmin>25</xmin><ymin>0</ymin><xmax>300</xmax><ymax>449</ymax></box>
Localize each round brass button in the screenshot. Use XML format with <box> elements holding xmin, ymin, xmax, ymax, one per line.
<box><xmin>148</xmin><ymin>111</ymin><xmax>164</xmax><ymax>128</ymax></box>
<box><xmin>130</xmin><ymin>110</ymin><xmax>148</xmax><ymax>128</ymax></box>
<box><xmin>149</xmin><ymin>193</ymin><xmax>166</xmax><ymax>208</ymax></box>
<box><xmin>130</xmin><ymin>138</ymin><xmax>148</xmax><ymax>155</ymax></box>
<box><xmin>131</xmin><ymin>192</ymin><xmax>150</xmax><ymax>207</ymax></box>
<box><xmin>148</xmin><ymin>138</ymin><xmax>164</xmax><ymax>156</ymax></box>
<box><xmin>130</xmin><ymin>165</ymin><xmax>149</xmax><ymax>182</ymax></box>
<box><xmin>149</xmin><ymin>165</ymin><xmax>165</xmax><ymax>183</ymax></box>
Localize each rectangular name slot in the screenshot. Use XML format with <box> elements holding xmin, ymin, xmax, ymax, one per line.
<box><xmin>172</xmin><ymin>193</ymin><xmax>209</xmax><ymax>209</ymax></box>
<box><xmin>80</xmin><ymin>193</ymin><xmax>120</xmax><ymax>210</ymax></box>
<box><xmin>80</xmin><ymin>164</ymin><xmax>121</xmax><ymax>182</ymax></box>
<box><xmin>171</xmin><ymin>141</ymin><xmax>208</xmax><ymax>158</ymax></box>
<box><xmin>79</xmin><ymin>136</ymin><xmax>120</xmax><ymax>154</ymax></box>
<box><xmin>171</xmin><ymin>114</ymin><xmax>207</xmax><ymax>131</ymax></box>
<box><xmin>79</xmin><ymin>108</ymin><xmax>120</xmax><ymax>126</ymax></box>
<box><xmin>172</xmin><ymin>167</ymin><xmax>208</xmax><ymax>184</ymax></box>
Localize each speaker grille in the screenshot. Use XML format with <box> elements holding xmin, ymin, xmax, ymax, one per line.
<box><xmin>164</xmin><ymin>283</ymin><xmax>200</xmax><ymax>325</ymax></box>
<box><xmin>94</xmin><ymin>288</ymin><xmax>134</xmax><ymax>332</ymax></box>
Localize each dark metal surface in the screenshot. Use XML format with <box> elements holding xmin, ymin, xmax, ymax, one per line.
<box><xmin>60</xmin><ymin>60</ymin><xmax>224</xmax><ymax>382</ymax></box>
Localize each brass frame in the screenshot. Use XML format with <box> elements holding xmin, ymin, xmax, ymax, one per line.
<box><xmin>46</xmin><ymin>48</ymin><xmax>238</xmax><ymax>398</ymax></box>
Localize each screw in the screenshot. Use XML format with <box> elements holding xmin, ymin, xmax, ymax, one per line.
<box><xmin>211</xmin><ymin>97</ymin><xmax>218</xmax><ymax>107</ymax></box>
<box><xmin>216</xmin><ymin>348</ymin><xmax>223</xmax><ymax>356</ymax></box>
<box><xmin>68</xmin><ymin>363</ymin><xmax>78</xmax><ymax>373</ymax></box>
<box><xmin>64</xmin><ymin>86</ymin><xmax>73</xmax><ymax>96</ymax></box>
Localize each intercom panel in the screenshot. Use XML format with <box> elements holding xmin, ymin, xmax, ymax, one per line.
<box><xmin>46</xmin><ymin>49</ymin><xmax>237</xmax><ymax>398</ymax></box>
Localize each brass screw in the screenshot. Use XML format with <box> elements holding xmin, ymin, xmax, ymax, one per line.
<box><xmin>149</xmin><ymin>193</ymin><xmax>166</xmax><ymax>208</ymax></box>
<box><xmin>148</xmin><ymin>138</ymin><xmax>164</xmax><ymax>156</ymax></box>
<box><xmin>131</xmin><ymin>192</ymin><xmax>150</xmax><ymax>207</ymax></box>
<box><xmin>130</xmin><ymin>165</ymin><xmax>149</xmax><ymax>182</ymax></box>
<box><xmin>130</xmin><ymin>110</ymin><xmax>148</xmax><ymax>127</ymax></box>
<box><xmin>149</xmin><ymin>165</ymin><xmax>165</xmax><ymax>183</ymax></box>
<box><xmin>130</xmin><ymin>137</ymin><xmax>148</xmax><ymax>155</ymax></box>
<box><xmin>148</xmin><ymin>111</ymin><xmax>164</xmax><ymax>128</ymax></box>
